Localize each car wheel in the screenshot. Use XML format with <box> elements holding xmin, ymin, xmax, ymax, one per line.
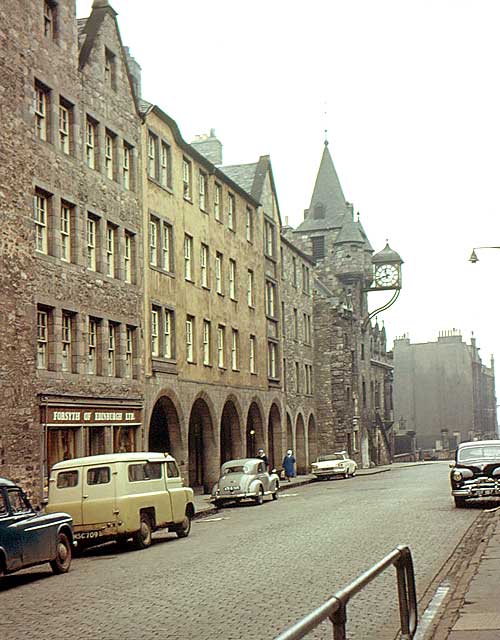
<box><xmin>454</xmin><ymin>496</ymin><xmax>467</xmax><ymax>508</ymax></box>
<box><xmin>351</xmin><ymin>469</ymin><xmax>356</xmax><ymax>477</ymax></box>
<box><xmin>176</xmin><ymin>513</ymin><xmax>192</xmax><ymax>539</ymax></box>
<box><xmin>50</xmin><ymin>532</ymin><xmax>72</xmax><ymax>574</ymax></box>
<box><xmin>254</xmin><ymin>487</ymin><xmax>264</xmax><ymax>505</ymax></box>
<box><xmin>272</xmin><ymin>485</ymin><xmax>279</xmax><ymax>500</ymax></box>
<box><xmin>214</xmin><ymin>499</ymin><xmax>224</xmax><ymax>509</ymax></box>
<box><xmin>133</xmin><ymin>514</ymin><xmax>152</xmax><ymax>549</ymax></box>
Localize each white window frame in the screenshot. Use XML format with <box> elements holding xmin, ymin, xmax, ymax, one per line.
<box><xmin>123</xmin><ymin>143</ymin><xmax>131</xmax><ymax>189</ymax></box>
<box><xmin>215</xmin><ymin>252</ymin><xmax>223</xmax><ymax>294</ymax></box>
<box><xmin>182</xmin><ymin>158</ymin><xmax>191</xmax><ymax>200</ymax></box>
<box><xmin>186</xmin><ymin>317</ymin><xmax>194</xmax><ymax>363</ymax></box>
<box><xmin>34</xmin><ymin>193</ymin><xmax>48</xmax><ymax>254</ymax></box>
<box><xmin>44</xmin><ymin>2</ymin><xmax>54</xmax><ymax>38</ymax></box>
<box><xmin>249</xmin><ymin>335</ymin><xmax>256</xmax><ymax>374</ymax></box>
<box><xmin>228</xmin><ymin>193</ymin><xmax>235</xmax><ymax>230</ymax></box>
<box><xmin>149</xmin><ymin>218</ymin><xmax>158</xmax><ymax>267</ymax></box>
<box><xmin>60</xmin><ymin>203</ymin><xmax>71</xmax><ymax>262</ymax></box>
<box><xmin>231</xmin><ymin>329</ymin><xmax>239</xmax><ymax>370</ymax></box>
<box><xmin>34</xmin><ymin>84</ymin><xmax>48</xmax><ymax>141</ymax></box>
<box><xmin>125</xmin><ymin>326</ymin><xmax>133</xmax><ymax>377</ymax></box>
<box><xmin>266</xmin><ymin>281</ymin><xmax>275</xmax><ymax>317</ymax></box>
<box><xmin>105</xmin><ymin>131</ymin><xmax>114</xmax><ymax>180</ymax></box>
<box><xmin>88</xmin><ymin>318</ymin><xmax>97</xmax><ymax>375</ymax></box>
<box><xmin>59</xmin><ymin>102</ymin><xmax>70</xmax><ymax>154</ymax></box>
<box><xmin>164</xmin><ymin>309</ymin><xmax>173</xmax><ymax>359</ymax></box>
<box><xmin>124</xmin><ymin>232</ymin><xmax>132</xmax><ymax>283</ymax></box>
<box><xmin>199</xmin><ymin>171</ymin><xmax>207</xmax><ymax>211</ymax></box>
<box><xmin>217</xmin><ymin>326</ymin><xmax>225</xmax><ymax>368</ymax></box>
<box><xmin>148</xmin><ymin>133</ymin><xmax>157</xmax><ymax>179</ymax></box>
<box><xmin>86</xmin><ymin>118</ymin><xmax>96</xmax><ymax>169</ymax></box>
<box><xmin>160</xmin><ymin>141</ymin><xmax>169</xmax><ymax>188</ymax></box>
<box><xmin>37</xmin><ymin>310</ymin><xmax>48</xmax><ymax>369</ymax></box>
<box><xmin>87</xmin><ymin>216</ymin><xmax>97</xmax><ymax>271</ymax></box>
<box><xmin>151</xmin><ymin>309</ymin><xmax>159</xmax><ymax>357</ymax></box>
<box><xmin>106</xmin><ymin>224</ymin><xmax>115</xmax><ymax>277</ymax></box>
<box><xmin>247</xmin><ymin>270</ymin><xmax>254</xmax><ymax>307</ymax></box>
<box><xmin>265</xmin><ymin>220</ymin><xmax>274</xmax><ymax>257</ymax></box>
<box><xmin>214</xmin><ymin>183</ymin><xmax>221</xmax><ymax>221</ymax></box>
<box><xmin>108</xmin><ymin>322</ymin><xmax>116</xmax><ymax>376</ymax></box>
<box><xmin>61</xmin><ymin>313</ymin><xmax>71</xmax><ymax>372</ymax></box>
<box><xmin>162</xmin><ymin>222</ymin><xmax>171</xmax><ymax>272</ymax></box>
<box><xmin>268</xmin><ymin>342</ymin><xmax>277</xmax><ymax>379</ymax></box>
<box><xmin>203</xmin><ymin>320</ymin><xmax>211</xmax><ymax>365</ymax></box>
<box><xmin>201</xmin><ymin>244</ymin><xmax>209</xmax><ymax>288</ymax></box>
<box><xmin>229</xmin><ymin>259</ymin><xmax>236</xmax><ymax>300</ymax></box>
<box><xmin>246</xmin><ymin>207</ymin><xmax>253</xmax><ymax>242</ymax></box>
<box><xmin>184</xmin><ymin>234</ymin><xmax>193</xmax><ymax>281</ymax></box>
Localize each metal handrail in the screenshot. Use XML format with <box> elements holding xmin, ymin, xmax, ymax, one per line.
<box><xmin>274</xmin><ymin>545</ymin><xmax>417</xmax><ymax>640</ymax></box>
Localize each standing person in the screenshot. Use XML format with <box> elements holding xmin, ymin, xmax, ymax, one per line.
<box><xmin>282</xmin><ymin>449</ymin><xmax>296</xmax><ymax>482</ymax></box>
<box><xmin>256</xmin><ymin>448</ymin><xmax>270</xmax><ymax>470</ymax></box>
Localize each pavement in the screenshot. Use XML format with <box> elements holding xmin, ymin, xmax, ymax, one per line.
<box><xmin>192</xmin><ymin>462</ymin><xmax>500</xmax><ymax>639</ymax></box>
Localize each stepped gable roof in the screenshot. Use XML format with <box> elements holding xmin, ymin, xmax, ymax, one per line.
<box><xmin>220</xmin><ymin>163</ymin><xmax>258</xmax><ymax>195</ymax></box>
<box><xmin>334</xmin><ymin>211</ymin><xmax>366</xmax><ymax>245</ymax></box>
<box><xmin>372</xmin><ymin>242</ymin><xmax>403</xmax><ymax>264</ymax></box>
<box><xmin>296</xmin><ymin>141</ymin><xmax>349</xmax><ymax>232</ymax></box>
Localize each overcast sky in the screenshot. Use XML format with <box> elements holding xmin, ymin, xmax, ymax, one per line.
<box><xmin>78</xmin><ymin>0</ymin><xmax>500</xmax><ymax>378</ymax></box>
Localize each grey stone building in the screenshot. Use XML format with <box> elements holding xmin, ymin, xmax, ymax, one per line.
<box><xmin>287</xmin><ymin>142</ymin><xmax>399</xmax><ymax>468</ymax></box>
<box><xmin>0</xmin><ymin>0</ymin><xmax>144</xmax><ymax>501</ymax></box>
<box><xmin>393</xmin><ymin>331</ymin><xmax>497</xmax><ymax>452</ymax></box>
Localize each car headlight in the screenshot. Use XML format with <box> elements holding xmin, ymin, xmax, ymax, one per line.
<box><xmin>452</xmin><ymin>470</ymin><xmax>463</xmax><ymax>482</ymax></box>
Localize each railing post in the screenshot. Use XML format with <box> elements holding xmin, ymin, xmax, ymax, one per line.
<box><xmin>330</xmin><ymin>600</ymin><xmax>347</xmax><ymax>640</ymax></box>
<box><xmin>395</xmin><ymin>548</ymin><xmax>417</xmax><ymax>640</ymax></box>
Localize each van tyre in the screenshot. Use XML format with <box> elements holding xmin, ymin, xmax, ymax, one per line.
<box><xmin>134</xmin><ymin>514</ymin><xmax>152</xmax><ymax>549</ymax></box>
<box><xmin>50</xmin><ymin>532</ymin><xmax>72</xmax><ymax>574</ymax></box>
<box><xmin>176</xmin><ymin>514</ymin><xmax>192</xmax><ymax>538</ymax></box>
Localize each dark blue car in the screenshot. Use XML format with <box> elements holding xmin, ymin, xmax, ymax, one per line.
<box><xmin>0</xmin><ymin>478</ymin><xmax>73</xmax><ymax>578</ymax></box>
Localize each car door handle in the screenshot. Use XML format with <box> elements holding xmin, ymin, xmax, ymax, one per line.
<box><xmin>83</xmin><ymin>495</ymin><xmax>88</xmax><ymax>499</ymax></box>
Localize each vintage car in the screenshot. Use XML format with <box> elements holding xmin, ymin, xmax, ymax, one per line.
<box><xmin>47</xmin><ymin>452</ymin><xmax>195</xmax><ymax>551</ymax></box>
<box><xmin>211</xmin><ymin>458</ymin><xmax>280</xmax><ymax>507</ymax></box>
<box><xmin>450</xmin><ymin>440</ymin><xmax>500</xmax><ymax>508</ymax></box>
<box><xmin>310</xmin><ymin>451</ymin><xmax>357</xmax><ymax>480</ymax></box>
<box><xmin>0</xmin><ymin>477</ymin><xmax>73</xmax><ymax>578</ymax></box>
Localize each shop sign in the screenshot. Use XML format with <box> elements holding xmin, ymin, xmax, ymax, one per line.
<box><xmin>47</xmin><ymin>407</ymin><xmax>140</xmax><ymax>425</ymax></box>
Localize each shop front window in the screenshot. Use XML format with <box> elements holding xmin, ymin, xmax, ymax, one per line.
<box><xmin>113</xmin><ymin>426</ymin><xmax>135</xmax><ymax>453</ymax></box>
<box><xmin>88</xmin><ymin>427</ymin><xmax>106</xmax><ymax>456</ymax></box>
<box><xmin>47</xmin><ymin>428</ymin><xmax>78</xmax><ymax>472</ymax></box>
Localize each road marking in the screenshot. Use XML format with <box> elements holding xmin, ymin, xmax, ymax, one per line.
<box><xmin>413</xmin><ymin>581</ymin><xmax>450</xmax><ymax>639</ymax></box>
<box><xmin>196</xmin><ymin>517</ymin><xmax>230</xmax><ymax>522</ymax></box>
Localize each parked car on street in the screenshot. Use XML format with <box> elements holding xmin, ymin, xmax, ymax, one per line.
<box><xmin>450</xmin><ymin>440</ymin><xmax>500</xmax><ymax>508</ymax></box>
<box><xmin>311</xmin><ymin>452</ymin><xmax>357</xmax><ymax>480</ymax></box>
<box><xmin>46</xmin><ymin>452</ymin><xmax>195</xmax><ymax>551</ymax></box>
<box><xmin>211</xmin><ymin>458</ymin><xmax>280</xmax><ymax>507</ymax></box>
<box><xmin>0</xmin><ymin>477</ymin><xmax>73</xmax><ymax>578</ymax></box>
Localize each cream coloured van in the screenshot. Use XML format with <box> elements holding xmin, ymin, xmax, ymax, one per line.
<box><xmin>46</xmin><ymin>452</ymin><xmax>195</xmax><ymax>551</ymax></box>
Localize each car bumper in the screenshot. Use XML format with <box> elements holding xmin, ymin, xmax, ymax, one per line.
<box><xmin>312</xmin><ymin>469</ymin><xmax>345</xmax><ymax>476</ymax></box>
<box><xmin>211</xmin><ymin>492</ymin><xmax>254</xmax><ymax>501</ymax></box>
<box><xmin>452</xmin><ymin>484</ymin><xmax>500</xmax><ymax>498</ymax></box>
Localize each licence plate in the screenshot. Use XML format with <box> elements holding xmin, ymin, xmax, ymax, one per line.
<box><xmin>74</xmin><ymin>530</ymin><xmax>104</xmax><ymax>540</ymax></box>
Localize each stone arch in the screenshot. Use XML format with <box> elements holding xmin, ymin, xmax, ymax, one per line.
<box><xmin>307</xmin><ymin>413</ymin><xmax>318</xmax><ymax>466</ymax></box>
<box><xmin>295</xmin><ymin>413</ymin><xmax>307</xmax><ymax>473</ymax></box>
<box><xmin>268</xmin><ymin>403</ymin><xmax>282</xmax><ymax>470</ymax></box>
<box><xmin>220</xmin><ymin>396</ymin><xmax>243</xmax><ymax>463</ymax></box>
<box><xmin>188</xmin><ymin>396</ymin><xmax>217</xmax><ymax>493</ymax></box>
<box><xmin>246</xmin><ymin>400</ymin><xmax>264</xmax><ymax>458</ymax></box>
<box><xmin>148</xmin><ymin>392</ymin><xmax>183</xmax><ymax>465</ymax></box>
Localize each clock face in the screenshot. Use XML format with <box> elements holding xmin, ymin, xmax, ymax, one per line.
<box><xmin>374</xmin><ymin>263</ymin><xmax>399</xmax><ymax>288</ymax></box>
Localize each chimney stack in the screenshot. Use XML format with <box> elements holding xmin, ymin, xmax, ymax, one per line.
<box><xmin>191</xmin><ymin>130</ymin><xmax>223</xmax><ymax>165</ymax></box>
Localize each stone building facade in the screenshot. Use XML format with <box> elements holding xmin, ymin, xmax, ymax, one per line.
<box><xmin>1</xmin><ymin>0</ymin><xmax>399</xmax><ymax>500</ymax></box>
<box><xmin>1</xmin><ymin>0</ymin><xmax>144</xmax><ymax>501</ymax></box>
<box><xmin>393</xmin><ymin>331</ymin><xmax>497</xmax><ymax>451</ymax></box>
<box><xmin>288</xmin><ymin>143</ymin><xmax>397</xmax><ymax>468</ymax></box>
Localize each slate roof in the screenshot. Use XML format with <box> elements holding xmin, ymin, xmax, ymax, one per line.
<box><xmin>372</xmin><ymin>242</ymin><xmax>403</xmax><ymax>264</ymax></box>
<box><xmin>295</xmin><ymin>142</ymin><xmax>349</xmax><ymax>232</ymax></box>
<box><xmin>220</xmin><ymin>163</ymin><xmax>258</xmax><ymax>195</ymax></box>
<box><xmin>334</xmin><ymin>214</ymin><xmax>366</xmax><ymax>245</ymax></box>
<box><xmin>357</xmin><ymin>220</ymin><xmax>374</xmax><ymax>252</ymax></box>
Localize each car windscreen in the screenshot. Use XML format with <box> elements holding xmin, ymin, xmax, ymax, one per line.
<box><xmin>318</xmin><ymin>454</ymin><xmax>344</xmax><ymax>462</ymax></box>
<box><xmin>459</xmin><ymin>446</ymin><xmax>500</xmax><ymax>462</ymax></box>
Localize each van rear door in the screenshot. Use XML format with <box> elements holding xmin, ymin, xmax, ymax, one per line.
<box><xmin>82</xmin><ymin>464</ymin><xmax>116</xmax><ymax>528</ymax></box>
<box><xmin>49</xmin><ymin>468</ymin><xmax>83</xmax><ymax>525</ymax></box>
<box><xmin>165</xmin><ymin>460</ymin><xmax>188</xmax><ymax>521</ymax></box>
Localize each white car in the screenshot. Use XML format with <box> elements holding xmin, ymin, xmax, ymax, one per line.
<box><xmin>311</xmin><ymin>452</ymin><xmax>357</xmax><ymax>480</ymax></box>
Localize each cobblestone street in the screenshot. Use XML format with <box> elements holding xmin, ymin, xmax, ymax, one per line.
<box><xmin>0</xmin><ymin>462</ymin><xmax>481</xmax><ymax>639</ymax></box>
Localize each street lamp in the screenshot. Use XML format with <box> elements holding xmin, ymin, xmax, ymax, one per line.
<box><xmin>469</xmin><ymin>246</ymin><xmax>500</xmax><ymax>263</ymax></box>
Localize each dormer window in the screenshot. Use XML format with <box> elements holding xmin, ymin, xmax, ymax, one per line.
<box><xmin>105</xmin><ymin>48</ymin><xmax>116</xmax><ymax>90</ymax></box>
<box><xmin>314</xmin><ymin>203</ymin><xmax>326</xmax><ymax>219</ymax></box>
